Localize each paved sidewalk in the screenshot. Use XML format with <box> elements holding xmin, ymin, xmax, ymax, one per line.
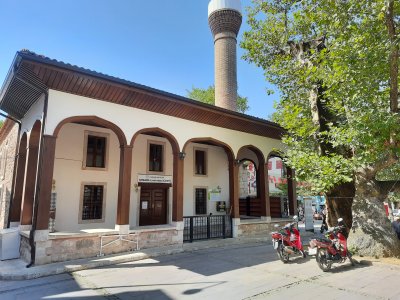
<box><xmin>0</xmin><ymin>220</ymin><xmax>339</xmax><ymax>281</ymax></box>
<box><xmin>0</xmin><ymin>235</ymin><xmax>273</xmax><ymax>280</ymax></box>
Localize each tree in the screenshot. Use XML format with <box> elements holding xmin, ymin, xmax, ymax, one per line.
<box><xmin>242</xmin><ymin>0</ymin><xmax>400</xmax><ymax>257</ymax></box>
<box><xmin>187</xmin><ymin>85</ymin><xmax>250</xmax><ymax>113</ymax></box>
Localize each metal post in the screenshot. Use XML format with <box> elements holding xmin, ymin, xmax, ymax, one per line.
<box><xmin>189</xmin><ymin>217</ymin><xmax>193</xmax><ymax>243</ymax></box>
<box><xmin>222</xmin><ymin>215</ymin><xmax>226</xmax><ymax>239</ymax></box>
<box><xmin>207</xmin><ymin>216</ymin><xmax>211</xmax><ymax>239</ymax></box>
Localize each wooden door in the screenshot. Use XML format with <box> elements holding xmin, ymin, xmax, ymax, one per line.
<box><xmin>139</xmin><ymin>188</ymin><xmax>167</xmax><ymax>226</ymax></box>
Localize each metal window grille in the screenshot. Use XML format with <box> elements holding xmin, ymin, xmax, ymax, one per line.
<box><xmin>195</xmin><ymin>150</ymin><xmax>206</xmax><ymax>175</ymax></box>
<box><xmin>86</xmin><ymin>135</ymin><xmax>106</xmax><ymax>168</ymax></box>
<box><xmin>195</xmin><ymin>188</ymin><xmax>207</xmax><ymax>215</ymax></box>
<box><xmin>149</xmin><ymin>143</ymin><xmax>163</xmax><ymax>172</ymax></box>
<box><xmin>82</xmin><ymin>185</ymin><xmax>104</xmax><ymax>220</ymax></box>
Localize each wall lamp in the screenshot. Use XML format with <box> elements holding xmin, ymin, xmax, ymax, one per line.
<box><xmin>179</xmin><ymin>152</ymin><xmax>186</xmax><ymax>159</ymax></box>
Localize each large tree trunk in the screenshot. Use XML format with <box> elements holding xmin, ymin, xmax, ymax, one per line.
<box><xmin>347</xmin><ymin>167</ymin><xmax>400</xmax><ymax>257</ymax></box>
<box><xmin>326</xmin><ymin>182</ymin><xmax>355</xmax><ymax>236</ymax></box>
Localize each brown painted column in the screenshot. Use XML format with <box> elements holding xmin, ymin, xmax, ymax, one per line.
<box><xmin>287</xmin><ymin>167</ymin><xmax>297</xmax><ymax>216</ymax></box>
<box><xmin>258</xmin><ymin>160</ymin><xmax>268</xmax><ymax>217</ymax></box>
<box><xmin>35</xmin><ymin>135</ymin><xmax>57</xmax><ymax>230</ymax></box>
<box><xmin>229</xmin><ymin>159</ymin><xmax>239</xmax><ymax>218</ymax></box>
<box><xmin>172</xmin><ymin>153</ymin><xmax>184</xmax><ymax>222</ymax></box>
<box><xmin>20</xmin><ymin>145</ymin><xmax>39</xmax><ymax>225</ymax></box>
<box><xmin>9</xmin><ymin>141</ymin><xmax>27</xmax><ymax>223</ymax></box>
<box><xmin>116</xmin><ymin>145</ymin><xmax>133</xmax><ymax>225</ymax></box>
<box><xmin>265</xmin><ymin>164</ymin><xmax>271</xmax><ymax>218</ymax></box>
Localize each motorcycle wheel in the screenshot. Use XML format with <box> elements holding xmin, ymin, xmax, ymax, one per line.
<box><xmin>277</xmin><ymin>242</ymin><xmax>289</xmax><ymax>263</ymax></box>
<box><xmin>316</xmin><ymin>248</ymin><xmax>332</xmax><ymax>272</ymax></box>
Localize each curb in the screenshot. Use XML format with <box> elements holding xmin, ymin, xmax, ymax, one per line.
<box><xmin>0</xmin><ymin>246</ymin><xmax>184</xmax><ymax>281</ymax></box>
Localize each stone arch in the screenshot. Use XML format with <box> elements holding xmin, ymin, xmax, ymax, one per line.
<box><xmin>237</xmin><ymin>145</ymin><xmax>267</xmax><ymax>218</ymax></box>
<box><xmin>183</xmin><ymin>137</ymin><xmax>237</xmax><ymax>217</ymax></box>
<box><xmin>130</xmin><ymin>127</ymin><xmax>182</xmax><ymax>222</ymax></box>
<box><xmin>53</xmin><ymin>115</ymin><xmax>127</xmax><ymax>146</ymax></box>
<box><xmin>266</xmin><ymin>151</ymin><xmax>296</xmax><ymax>218</ymax></box>
<box><xmin>182</xmin><ymin>137</ymin><xmax>235</xmax><ymax>161</ymax></box>
<box><xmin>53</xmin><ymin>115</ymin><xmax>130</xmax><ymax>228</ymax></box>
<box><xmin>130</xmin><ymin>127</ymin><xmax>180</xmax><ymax>154</ymax></box>
<box><xmin>9</xmin><ymin>132</ymin><xmax>28</xmax><ymax>223</ymax></box>
<box><xmin>21</xmin><ymin>120</ymin><xmax>42</xmax><ymax>225</ymax></box>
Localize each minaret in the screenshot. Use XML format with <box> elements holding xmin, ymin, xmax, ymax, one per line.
<box><xmin>208</xmin><ymin>0</ymin><xmax>242</xmax><ymax>111</ymax></box>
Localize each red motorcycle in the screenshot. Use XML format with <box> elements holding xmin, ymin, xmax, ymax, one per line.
<box><xmin>271</xmin><ymin>216</ymin><xmax>306</xmax><ymax>263</ymax></box>
<box><xmin>309</xmin><ymin>218</ymin><xmax>355</xmax><ymax>271</ymax></box>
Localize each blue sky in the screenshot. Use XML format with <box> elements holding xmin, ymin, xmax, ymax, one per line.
<box><xmin>0</xmin><ymin>0</ymin><xmax>278</xmax><ymax>119</ymax></box>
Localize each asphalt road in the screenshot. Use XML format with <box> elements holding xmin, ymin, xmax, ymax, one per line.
<box><xmin>1</xmin><ymin>242</ymin><xmax>399</xmax><ymax>300</ymax></box>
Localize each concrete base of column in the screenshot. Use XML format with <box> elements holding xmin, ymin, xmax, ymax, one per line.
<box><xmin>33</xmin><ymin>229</ymin><xmax>52</xmax><ymax>265</ymax></box>
<box><xmin>10</xmin><ymin>222</ymin><xmax>20</xmax><ymax>228</ymax></box>
<box><xmin>261</xmin><ymin>216</ymin><xmax>272</xmax><ymax>222</ymax></box>
<box><xmin>171</xmin><ymin>221</ymin><xmax>184</xmax><ymax>244</ymax></box>
<box><xmin>19</xmin><ymin>224</ymin><xmax>32</xmax><ymax>231</ymax></box>
<box><xmin>115</xmin><ymin>224</ymin><xmax>130</xmax><ymax>234</ymax></box>
<box><xmin>232</xmin><ymin>218</ymin><xmax>241</xmax><ymax>238</ymax></box>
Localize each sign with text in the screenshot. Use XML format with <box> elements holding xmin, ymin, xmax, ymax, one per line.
<box><xmin>209</xmin><ymin>190</ymin><xmax>221</xmax><ymax>202</ymax></box>
<box><xmin>138</xmin><ymin>174</ymin><xmax>173</xmax><ymax>184</ymax></box>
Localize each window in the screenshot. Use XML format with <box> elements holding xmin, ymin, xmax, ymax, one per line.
<box><xmin>86</xmin><ymin>135</ymin><xmax>106</xmax><ymax>168</ymax></box>
<box><xmin>195</xmin><ymin>188</ymin><xmax>207</xmax><ymax>215</ymax></box>
<box><xmin>149</xmin><ymin>143</ymin><xmax>164</xmax><ymax>172</ymax></box>
<box><xmin>194</xmin><ymin>149</ymin><xmax>207</xmax><ymax>175</ymax></box>
<box><xmin>81</xmin><ymin>185</ymin><xmax>104</xmax><ymax>221</ymax></box>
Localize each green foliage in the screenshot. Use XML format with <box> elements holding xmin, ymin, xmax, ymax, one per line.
<box><xmin>376</xmin><ymin>163</ymin><xmax>400</xmax><ymax>181</ymax></box>
<box><xmin>242</xmin><ymin>0</ymin><xmax>400</xmax><ymax>193</ymax></box>
<box><xmin>0</xmin><ymin>120</ymin><xmax>3</xmax><ymax>128</ymax></box>
<box><xmin>387</xmin><ymin>192</ymin><xmax>400</xmax><ymax>203</ymax></box>
<box><xmin>187</xmin><ymin>85</ymin><xmax>250</xmax><ymax>113</ymax></box>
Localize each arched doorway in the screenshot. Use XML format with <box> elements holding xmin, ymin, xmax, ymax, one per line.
<box><xmin>267</xmin><ymin>154</ymin><xmax>296</xmax><ymax>218</ymax></box>
<box><xmin>130</xmin><ymin>128</ymin><xmax>180</xmax><ymax>227</ymax></box>
<box><xmin>237</xmin><ymin>146</ymin><xmax>266</xmax><ymax>219</ymax></box>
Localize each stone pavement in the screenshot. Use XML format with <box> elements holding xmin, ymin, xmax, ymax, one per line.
<box><xmin>1</xmin><ymin>240</ymin><xmax>400</xmax><ymax>300</ymax></box>
<box><xmin>0</xmin><ymin>220</ymin><xmax>348</xmax><ymax>281</ymax></box>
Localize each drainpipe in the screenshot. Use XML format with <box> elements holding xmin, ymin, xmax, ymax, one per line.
<box><xmin>2</xmin><ymin>111</ymin><xmax>22</xmax><ymax>229</ymax></box>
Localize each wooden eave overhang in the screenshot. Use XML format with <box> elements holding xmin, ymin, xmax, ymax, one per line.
<box><xmin>0</xmin><ymin>50</ymin><xmax>284</xmax><ymax>139</ymax></box>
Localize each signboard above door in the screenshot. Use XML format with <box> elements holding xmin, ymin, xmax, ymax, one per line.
<box><xmin>138</xmin><ymin>174</ymin><xmax>173</xmax><ymax>184</ymax></box>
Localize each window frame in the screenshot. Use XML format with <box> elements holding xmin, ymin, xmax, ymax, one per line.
<box><xmin>147</xmin><ymin>140</ymin><xmax>165</xmax><ymax>174</ymax></box>
<box><xmin>78</xmin><ymin>182</ymin><xmax>107</xmax><ymax>224</ymax></box>
<box><xmin>194</xmin><ymin>186</ymin><xmax>208</xmax><ymax>215</ymax></box>
<box><xmin>82</xmin><ymin>131</ymin><xmax>109</xmax><ymax>171</ymax></box>
<box><xmin>193</xmin><ymin>147</ymin><xmax>208</xmax><ymax>177</ymax></box>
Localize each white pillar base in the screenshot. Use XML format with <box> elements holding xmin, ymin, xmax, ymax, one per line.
<box><xmin>10</xmin><ymin>222</ymin><xmax>20</xmax><ymax>228</ymax></box>
<box><xmin>115</xmin><ymin>224</ymin><xmax>130</xmax><ymax>234</ymax></box>
<box><xmin>19</xmin><ymin>224</ymin><xmax>32</xmax><ymax>231</ymax></box>
<box><xmin>34</xmin><ymin>229</ymin><xmax>49</xmax><ymax>242</ymax></box>
<box><xmin>261</xmin><ymin>216</ymin><xmax>272</xmax><ymax>222</ymax></box>
<box><xmin>232</xmin><ymin>217</ymin><xmax>241</xmax><ymax>238</ymax></box>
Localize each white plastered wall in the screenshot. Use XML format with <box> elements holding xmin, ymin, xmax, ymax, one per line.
<box><xmin>45</xmin><ymin>90</ymin><xmax>284</xmax><ymax>158</ymax></box>
<box><xmin>52</xmin><ymin>123</ymin><xmax>120</xmax><ymax>232</ymax></box>
<box><xmin>183</xmin><ymin>143</ymin><xmax>230</xmax><ymax>216</ymax></box>
<box><xmin>20</xmin><ymin>95</ymin><xmax>45</xmax><ymax>136</ymax></box>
